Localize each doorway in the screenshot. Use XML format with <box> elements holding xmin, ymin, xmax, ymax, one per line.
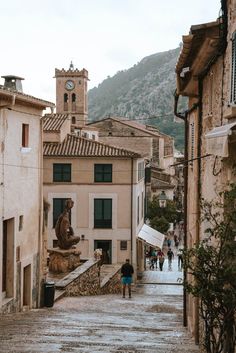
<box><xmin>94</xmin><ymin>240</ymin><xmax>112</xmax><ymax>264</ymax></box>
<box><xmin>2</xmin><ymin>219</ymin><xmax>14</xmax><ymax>297</ymax></box>
<box><xmin>23</xmin><ymin>264</ymin><xmax>31</xmax><ymax>306</ymax></box>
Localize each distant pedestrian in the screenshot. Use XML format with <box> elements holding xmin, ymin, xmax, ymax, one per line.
<box><xmin>121</xmin><ymin>259</ymin><xmax>134</xmax><ymax>298</ymax></box>
<box><xmin>177</xmin><ymin>249</ymin><xmax>183</xmax><ymax>270</ymax></box>
<box><xmin>152</xmin><ymin>249</ymin><xmax>158</xmax><ymax>269</ymax></box>
<box><xmin>167</xmin><ymin>248</ymin><xmax>174</xmax><ymax>270</ymax></box>
<box><xmin>167</xmin><ymin>238</ymin><xmax>171</xmax><ymax>248</ymax></box>
<box><xmin>158</xmin><ymin>250</ymin><xmax>165</xmax><ymax>271</ymax></box>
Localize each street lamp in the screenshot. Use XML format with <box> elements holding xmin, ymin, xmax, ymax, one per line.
<box><xmin>158</xmin><ymin>190</ymin><xmax>168</xmax><ymax>208</ymax></box>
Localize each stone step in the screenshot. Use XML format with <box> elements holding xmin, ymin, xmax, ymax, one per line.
<box><xmin>100</xmin><ymin>264</ymin><xmax>121</xmax><ymax>283</ymax></box>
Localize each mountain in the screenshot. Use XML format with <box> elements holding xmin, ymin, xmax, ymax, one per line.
<box><xmin>88</xmin><ymin>47</ymin><xmax>186</xmax><ymax>150</ymax></box>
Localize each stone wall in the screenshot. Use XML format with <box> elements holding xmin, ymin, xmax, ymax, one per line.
<box><xmin>100</xmin><ymin>267</ymin><xmax>122</xmax><ymax>295</ymax></box>
<box><xmin>55</xmin><ymin>259</ymin><xmax>122</xmax><ymax>297</ymax></box>
<box><xmin>56</xmin><ymin>259</ymin><xmax>100</xmax><ymax>296</ymax></box>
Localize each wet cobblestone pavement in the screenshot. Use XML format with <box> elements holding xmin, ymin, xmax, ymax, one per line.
<box><xmin>0</xmin><ymin>260</ymin><xmax>199</xmax><ymax>353</ymax></box>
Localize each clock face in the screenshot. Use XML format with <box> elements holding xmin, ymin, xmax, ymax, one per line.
<box><xmin>65</xmin><ymin>80</ymin><xmax>75</xmax><ymax>90</ymax></box>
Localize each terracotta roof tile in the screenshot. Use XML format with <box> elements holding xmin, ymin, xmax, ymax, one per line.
<box><xmin>88</xmin><ymin>117</ymin><xmax>161</xmax><ymax>137</ymax></box>
<box><xmin>43</xmin><ymin>114</ymin><xmax>68</xmax><ymax>132</ymax></box>
<box><xmin>0</xmin><ymin>85</ymin><xmax>54</xmax><ymax>108</ymax></box>
<box><xmin>43</xmin><ymin>134</ymin><xmax>141</xmax><ymax>158</ymax></box>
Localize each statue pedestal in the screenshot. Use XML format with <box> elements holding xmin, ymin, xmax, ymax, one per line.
<box><xmin>48</xmin><ymin>248</ymin><xmax>81</xmax><ymax>273</ymax></box>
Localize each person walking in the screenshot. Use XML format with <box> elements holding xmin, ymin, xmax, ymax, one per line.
<box><xmin>167</xmin><ymin>248</ymin><xmax>174</xmax><ymax>270</ymax></box>
<box><xmin>177</xmin><ymin>249</ymin><xmax>183</xmax><ymax>270</ymax></box>
<box><xmin>121</xmin><ymin>259</ymin><xmax>134</xmax><ymax>298</ymax></box>
<box><xmin>158</xmin><ymin>250</ymin><xmax>165</xmax><ymax>271</ymax></box>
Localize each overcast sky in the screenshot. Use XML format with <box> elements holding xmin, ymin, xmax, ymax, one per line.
<box><xmin>0</xmin><ymin>0</ymin><xmax>221</xmax><ymax>103</ymax></box>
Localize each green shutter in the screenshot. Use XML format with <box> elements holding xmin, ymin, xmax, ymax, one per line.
<box><xmin>94</xmin><ymin>164</ymin><xmax>112</xmax><ymax>182</ymax></box>
<box><xmin>53</xmin><ymin>198</ymin><xmax>68</xmax><ymax>227</ymax></box>
<box><xmin>53</xmin><ymin>164</ymin><xmax>71</xmax><ymax>182</ymax></box>
<box><xmin>94</xmin><ymin>199</ymin><xmax>112</xmax><ymax>228</ymax></box>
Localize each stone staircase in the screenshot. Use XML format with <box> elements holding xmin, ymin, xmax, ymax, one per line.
<box><xmin>100</xmin><ymin>264</ymin><xmax>121</xmax><ymax>283</ymax></box>
<box><xmin>51</xmin><ymin>260</ymin><xmax>122</xmax><ymax>303</ymax></box>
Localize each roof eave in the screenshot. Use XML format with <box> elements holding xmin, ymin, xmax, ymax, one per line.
<box><xmin>176</xmin><ymin>20</ymin><xmax>221</xmax><ymax>96</ymax></box>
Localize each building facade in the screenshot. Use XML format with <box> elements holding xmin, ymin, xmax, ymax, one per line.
<box><xmin>0</xmin><ymin>76</ymin><xmax>54</xmax><ymax>313</ymax></box>
<box><xmin>43</xmin><ymin>125</ymin><xmax>146</xmax><ymax>271</ymax></box>
<box><xmin>175</xmin><ymin>0</ymin><xmax>236</xmax><ymax>344</ymax></box>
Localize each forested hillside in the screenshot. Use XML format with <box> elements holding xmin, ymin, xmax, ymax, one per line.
<box><xmin>88</xmin><ymin>47</ymin><xmax>186</xmax><ymax>150</ymax></box>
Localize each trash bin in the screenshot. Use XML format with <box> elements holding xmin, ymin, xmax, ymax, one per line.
<box><xmin>44</xmin><ymin>281</ymin><xmax>55</xmax><ymax>307</ymax></box>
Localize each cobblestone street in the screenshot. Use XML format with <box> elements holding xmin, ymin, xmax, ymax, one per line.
<box><xmin>0</xmin><ymin>259</ymin><xmax>199</xmax><ymax>353</ymax></box>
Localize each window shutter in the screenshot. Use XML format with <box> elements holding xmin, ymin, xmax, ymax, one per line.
<box><xmin>191</xmin><ymin>123</ymin><xmax>195</xmax><ymax>163</ymax></box>
<box><xmin>231</xmin><ymin>32</ymin><xmax>236</xmax><ymax>103</ymax></box>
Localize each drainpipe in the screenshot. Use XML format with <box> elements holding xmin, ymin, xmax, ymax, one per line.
<box><xmin>130</xmin><ymin>157</ymin><xmax>134</xmax><ymax>265</ymax></box>
<box><xmin>175</xmin><ymin>92</ymin><xmax>200</xmax><ymax>328</ymax></box>
<box><xmin>174</xmin><ymin>92</ymin><xmax>189</xmax><ymax>327</ymax></box>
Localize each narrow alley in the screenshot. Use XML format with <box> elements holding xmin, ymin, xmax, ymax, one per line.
<box><xmin>0</xmin><ymin>258</ymin><xmax>199</xmax><ymax>353</ymax></box>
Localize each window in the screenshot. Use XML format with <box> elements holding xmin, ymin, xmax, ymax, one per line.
<box><xmin>120</xmin><ymin>241</ymin><xmax>127</xmax><ymax>250</ymax></box>
<box><xmin>53</xmin><ymin>164</ymin><xmax>71</xmax><ymax>182</ymax></box>
<box><xmin>53</xmin><ymin>198</ymin><xmax>69</xmax><ymax>228</ymax></box>
<box><xmin>64</xmin><ymin>93</ymin><xmax>68</xmax><ymax>111</ymax></box>
<box><xmin>22</xmin><ymin>124</ymin><xmax>29</xmax><ymax>147</ymax></box>
<box><xmin>231</xmin><ymin>31</ymin><xmax>236</xmax><ymax>103</ymax></box>
<box><xmin>19</xmin><ymin>215</ymin><xmax>23</xmax><ymax>231</ymax></box>
<box><xmin>94</xmin><ymin>164</ymin><xmax>112</xmax><ymax>182</ymax></box>
<box><xmin>72</xmin><ymin>116</ymin><xmax>76</xmax><ymax>124</ymax></box>
<box><xmin>94</xmin><ymin>199</ymin><xmax>112</xmax><ymax>228</ymax></box>
<box><xmin>138</xmin><ymin>162</ymin><xmax>145</xmax><ymax>181</ymax></box>
<box><xmin>141</xmin><ymin>192</ymin><xmax>144</xmax><ymax>219</ymax></box>
<box><xmin>72</xmin><ymin>93</ymin><xmax>76</xmax><ymax>111</ymax></box>
<box><xmin>137</xmin><ymin>196</ymin><xmax>140</xmax><ymax>225</ymax></box>
<box><xmin>64</xmin><ymin>93</ymin><xmax>68</xmax><ymax>102</ymax></box>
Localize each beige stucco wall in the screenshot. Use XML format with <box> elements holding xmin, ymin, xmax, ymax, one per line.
<box><xmin>0</xmin><ymin>102</ymin><xmax>44</xmax><ymax>312</ymax></box>
<box><xmin>43</xmin><ymin>156</ymin><xmax>145</xmax><ymax>268</ymax></box>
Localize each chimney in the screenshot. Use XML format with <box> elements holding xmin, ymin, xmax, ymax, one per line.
<box><xmin>1</xmin><ymin>75</ymin><xmax>24</xmax><ymax>92</ymax></box>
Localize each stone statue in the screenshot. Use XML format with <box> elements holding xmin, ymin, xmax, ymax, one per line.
<box><xmin>55</xmin><ymin>199</ymin><xmax>80</xmax><ymax>250</ymax></box>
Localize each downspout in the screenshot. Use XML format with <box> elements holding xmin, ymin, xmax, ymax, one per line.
<box><xmin>130</xmin><ymin>157</ymin><xmax>134</xmax><ymax>265</ymax></box>
<box><xmin>194</xmin><ymin>78</ymin><xmax>203</xmax><ymax>345</ymax></box>
<box><xmin>183</xmin><ymin>111</ymin><xmax>189</xmax><ymax>328</ymax></box>
<box><xmin>175</xmin><ymin>92</ymin><xmax>200</xmax><ymax>328</ymax></box>
<box><xmin>174</xmin><ymin>92</ymin><xmax>189</xmax><ymax>327</ymax></box>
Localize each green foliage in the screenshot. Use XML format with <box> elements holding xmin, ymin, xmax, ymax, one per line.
<box><xmin>147</xmin><ymin>197</ymin><xmax>179</xmax><ymax>234</ymax></box>
<box><xmin>147</xmin><ymin>197</ymin><xmax>178</xmax><ymax>223</ymax></box>
<box><xmin>183</xmin><ymin>184</ymin><xmax>236</xmax><ymax>353</ymax></box>
<box><xmin>88</xmin><ymin>47</ymin><xmax>186</xmax><ymax>151</ymax></box>
<box><xmin>150</xmin><ymin>215</ymin><xmax>169</xmax><ymax>234</ymax></box>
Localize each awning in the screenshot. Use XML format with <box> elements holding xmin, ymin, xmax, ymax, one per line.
<box><xmin>138</xmin><ymin>224</ymin><xmax>165</xmax><ymax>249</ymax></box>
<box><xmin>205</xmin><ymin>122</ymin><xmax>236</xmax><ymax>157</ymax></box>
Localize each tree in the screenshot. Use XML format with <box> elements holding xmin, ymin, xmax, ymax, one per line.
<box><xmin>183</xmin><ymin>184</ymin><xmax>236</xmax><ymax>353</ymax></box>
<box><xmin>147</xmin><ymin>196</ymin><xmax>178</xmax><ymax>223</ymax></box>
<box><xmin>150</xmin><ymin>215</ymin><xmax>170</xmax><ymax>234</ymax></box>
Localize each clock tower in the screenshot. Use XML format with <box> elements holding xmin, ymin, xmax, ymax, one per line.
<box><xmin>55</xmin><ymin>62</ymin><xmax>88</xmax><ymax>126</ymax></box>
